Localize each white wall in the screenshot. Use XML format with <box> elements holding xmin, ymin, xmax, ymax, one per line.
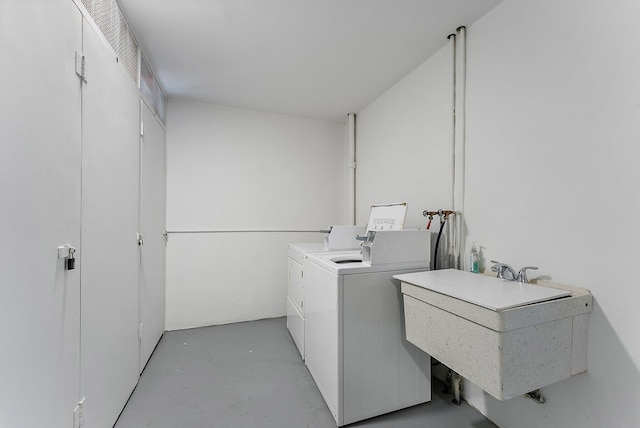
<box><xmin>166</xmin><ymin>100</ymin><xmax>347</xmax><ymax>329</ymax></box>
<box><xmin>461</xmin><ymin>0</ymin><xmax>640</xmax><ymax>426</ymax></box>
<box><xmin>356</xmin><ymin>0</ymin><xmax>640</xmax><ymax>426</ymax></box>
<box><xmin>356</xmin><ymin>44</ymin><xmax>453</xmax><ymax>229</ymax></box>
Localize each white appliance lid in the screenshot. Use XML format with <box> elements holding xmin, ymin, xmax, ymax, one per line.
<box><xmin>365</xmin><ymin>203</ymin><xmax>407</xmax><ymax>233</ymax></box>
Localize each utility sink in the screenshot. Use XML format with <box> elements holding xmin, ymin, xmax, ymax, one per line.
<box><xmin>395</xmin><ymin>269</ymin><xmax>592</xmax><ymax>400</ymax></box>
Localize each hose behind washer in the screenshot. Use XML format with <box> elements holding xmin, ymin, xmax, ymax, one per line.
<box><xmin>433</xmin><ymin>219</ymin><xmax>446</xmax><ymax>270</ymax></box>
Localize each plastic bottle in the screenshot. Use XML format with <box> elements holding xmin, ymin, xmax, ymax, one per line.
<box><xmin>470</xmin><ymin>242</ymin><xmax>479</xmax><ymax>273</ymax></box>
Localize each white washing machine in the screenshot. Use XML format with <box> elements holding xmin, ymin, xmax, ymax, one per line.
<box><xmin>287</xmin><ymin>226</ymin><xmax>364</xmax><ymax>359</ymax></box>
<box><xmin>304</xmin><ymin>232</ymin><xmax>432</xmax><ymax>426</ymax></box>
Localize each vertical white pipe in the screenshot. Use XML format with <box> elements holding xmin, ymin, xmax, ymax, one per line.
<box><xmin>454</xmin><ymin>26</ymin><xmax>466</xmax><ymax>212</ymax></box>
<box><xmin>347</xmin><ymin>113</ymin><xmax>356</xmax><ymax>225</ymax></box>
<box><xmin>438</xmin><ymin>33</ymin><xmax>457</xmax><ymax>268</ymax></box>
<box><xmin>448</xmin><ymin>33</ymin><xmax>456</xmax><ymax>211</ymax></box>
<box><xmin>453</xmin><ymin>26</ymin><xmax>467</xmax><ymax>270</ymax></box>
<box><xmin>447</xmin><ymin>32</ymin><xmax>457</xmax><ymax>269</ymax></box>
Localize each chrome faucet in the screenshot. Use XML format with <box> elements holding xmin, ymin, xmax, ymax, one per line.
<box><xmin>490</xmin><ymin>261</ymin><xmax>538</xmax><ymax>283</ymax></box>
<box><xmin>490</xmin><ymin>261</ymin><xmax>517</xmax><ymax>281</ymax></box>
<box><xmin>516</xmin><ymin>266</ymin><xmax>538</xmax><ymax>284</ymax></box>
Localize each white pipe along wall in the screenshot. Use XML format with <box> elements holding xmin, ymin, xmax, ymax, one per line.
<box><xmin>355</xmin><ymin>0</ymin><xmax>640</xmax><ymax>426</ymax></box>
<box><xmin>347</xmin><ymin>113</ymin><xmax>357</xmax><ymax>225</ymax></box>
<box><xmin>453</xmin><ymin>26</ymin><xmax>466</xmax><ymax>270</ymax></box>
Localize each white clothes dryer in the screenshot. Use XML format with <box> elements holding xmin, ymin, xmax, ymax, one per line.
<box><xmin>287</xmin><ymin>225</ymin><xmax>364</xmax><ymax>359</ymax></box>
<box><xmin>287</xmin><ymin>244</ymin><xmax>360</xmax><ymax>359</ymax></box>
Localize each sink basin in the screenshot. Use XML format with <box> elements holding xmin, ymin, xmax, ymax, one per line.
<box><xmin>395</xmin><ymin>269</ymin><xmax>592</xmax><ymax>400</ymax></box>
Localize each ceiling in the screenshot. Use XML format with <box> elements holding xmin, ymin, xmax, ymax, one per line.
<box><xmin>118</xmin><ymin>0</ymin><xmax>502</xmax><ymax>122</ymax></box>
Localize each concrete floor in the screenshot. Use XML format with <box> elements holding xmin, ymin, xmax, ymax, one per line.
<box><xmin>115</xmin><ymin>317</ymin><xmax>497</xmax><ymax>428</ymax></box>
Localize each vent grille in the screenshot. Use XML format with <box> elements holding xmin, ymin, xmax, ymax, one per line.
<box><xmin>141</xmin><ymin>58</ymin><xmax>167</xmax><ymax>123</ymax></box>
<box><xmin>80</xmin><ymin>0</ymin><xmax>165</xmax><ymax>124</ymax></box>
<box><xmin>81</xmin><ymin>0</ymin><xmax>139</xmax><ymax>83</ymax></box>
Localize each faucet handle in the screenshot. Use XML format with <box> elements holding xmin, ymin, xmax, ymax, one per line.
<box><xmin>490</xmin><ymin>260</ymin><xmax>516</xmax><ymax>280</ymax></box>
<box><xmin>517</xmin><ymin>266</ymin><xmax>538</xmax><ymax>283</ymax></box>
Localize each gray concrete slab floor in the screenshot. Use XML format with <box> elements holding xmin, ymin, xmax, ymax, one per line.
<box><xmin>115</xmin><ymin>317</ymin><xmax>497</xmax><ymax>428</ymax></box>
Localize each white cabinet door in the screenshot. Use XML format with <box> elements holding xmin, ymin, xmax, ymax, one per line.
<box><xmin>0</xmin><ymin>2</ymin><xmax>82</xmax><ymax>427</ymax></box>
<box><xmin>80</xmin><ymin>19</ymin><xmax>141</xmax><ymax>428</ymax></box>
<box><xmin>139</xmin><ymin>101</ymin><xmax>167</xmax><ymax>371</ymax></box>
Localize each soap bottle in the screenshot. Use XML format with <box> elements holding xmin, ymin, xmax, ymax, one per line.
<box><xmin>469</xmin><ymin>242</ymin><xmax>479</xmax><ymax>273</ymax></box>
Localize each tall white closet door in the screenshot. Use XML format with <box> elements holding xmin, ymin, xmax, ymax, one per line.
<box><xmin>80</xmin><ymin>19</ymin><xmax>141</xmax><ymax>427</ymax></box>
<box><xmin>139</xmin><ymin>101</ymin><xmax>167</xmax><ymax>371</ymax></box>
<box><xmin>0</xmin><ymin>2</ymin><xmax>82</xmax><ymax>427</ymax></box>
